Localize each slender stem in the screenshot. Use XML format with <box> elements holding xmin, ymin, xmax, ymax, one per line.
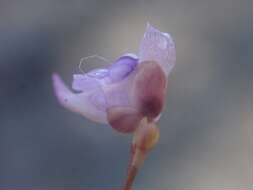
<box><xmin>121</xmin><ymin>148</ymin><xmax>146</xmax><ymax>190</ymax></box>
<box><xmin>122</xmin><ymin>165</ymin><xmax>138</xmax><ymax>190</ymax></box>
<box><xmin>121</xmin><ymin>118</ymin><xmax>159</xmax><ymax>190</ymax></box>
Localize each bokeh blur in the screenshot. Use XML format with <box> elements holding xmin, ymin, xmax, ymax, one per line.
<box><xmin>0</xmin><ymin>0</ymin><xmax>253</xmax><ymax>189</ymax></box>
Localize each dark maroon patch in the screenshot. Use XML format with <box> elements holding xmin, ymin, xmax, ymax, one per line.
<box><xmin>133</xmin><ymin>61</ymin><xmax>167</xmax><ymax>119</ymax></box>
<box><xmin>107</xmin><ymin>106</ymin><xmax>143</xmax><ymax>133</ymax></box>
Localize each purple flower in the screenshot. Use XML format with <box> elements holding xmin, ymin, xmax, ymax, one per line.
<box><xmin>52</xmin><ymin>23</ymin><xmax>175</xmax><ymax>133</ymax></box>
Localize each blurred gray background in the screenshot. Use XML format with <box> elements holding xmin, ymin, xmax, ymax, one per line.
<box><xmin>0</xmin><ymin>0</ymin><xmax>253</xmax><ymax>189</ymax></box>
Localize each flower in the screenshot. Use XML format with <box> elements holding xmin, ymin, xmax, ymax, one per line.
<box><xmin>53</xmin><ymin>23</ymin><xmax>176</xmax><ymax>190</ymax></box>
<box><xmin>52</xmin><ymin>23</ymin><xmax>175</xmax><ymax>133</ymax></box>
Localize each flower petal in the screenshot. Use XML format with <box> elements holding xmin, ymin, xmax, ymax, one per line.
<box><xmin>72</xmin><ymin>74</ymin><xmax>102</xmax><ymax>92</ymax></box>
<box><xmin>139</xmin><ymin>23</ymin><xmax>176</xmax><ymax>76</ymax></box>
<box><xmin>109</xmin><ymin>54</ymin><xmax>138</xmax><ymax>82</ymax></box>
<box><xmin>52</xmin><ymin>73</ymin><xmax>107</xmax><ymax>123</ymax></box>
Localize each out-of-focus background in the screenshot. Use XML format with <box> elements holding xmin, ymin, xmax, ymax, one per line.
<box><xmin>0</xmin><ymin>0</ymin><xmax>253</xmax><ymax>189</ymax></box>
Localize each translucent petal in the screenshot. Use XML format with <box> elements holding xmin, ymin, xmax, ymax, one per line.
<box><xmin>139</xmin><ymin>23</ymin><xmax>176</xmax><ymax>76</ymax></box>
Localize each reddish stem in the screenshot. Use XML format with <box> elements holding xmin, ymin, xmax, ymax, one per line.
<box><xmin>121</xmin><ymin>118</ymin><xmax>159</xmax><ymax>190</ymax></box>
<box><xmin>121</xmin><ymin>146</ymin><xmax>146</xmax><ymax>190</ymax></box>
<box><xmin>122</xmin><ymin>165</ymin><xmax>138</xmax><ymax>190</ymax></box>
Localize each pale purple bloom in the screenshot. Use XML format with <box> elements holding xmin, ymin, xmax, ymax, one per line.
<box><xmin>52</xmin><ymin>23</ymin><xmax>175</xmax><ymax>133</ymax></box>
